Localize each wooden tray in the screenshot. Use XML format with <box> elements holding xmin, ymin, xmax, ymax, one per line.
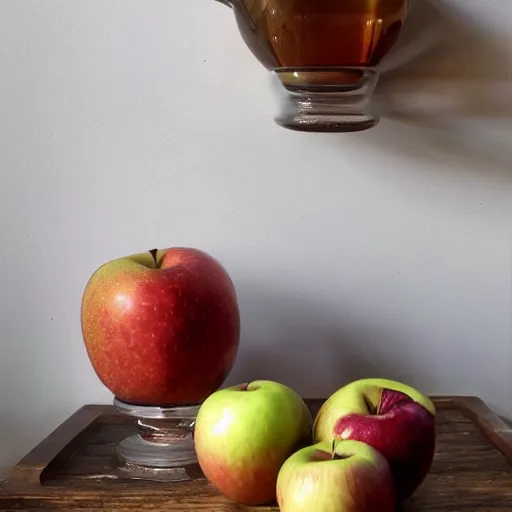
<box><xmin>1</xmin><ymin>397</ymin><xmax>511</xmax><ymax>511</ymax></box>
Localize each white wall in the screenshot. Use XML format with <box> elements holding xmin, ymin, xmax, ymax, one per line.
<box><xmin>0</xmin><ymin>0</ymin><xmax>511</xmax><ymax>476</ymax></box>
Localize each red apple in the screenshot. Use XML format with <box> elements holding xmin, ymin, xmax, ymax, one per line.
<box><xmin>313</xmin><ymin>378</ymin><xmax>436</xmax><ymax>502</ymax></box>
<box><xmin>81</xmin><ymin>247</ymin><xmax>240</xmax><ymax>406</ymax></box>
<box><xmin>277</xmin><ymin>439</ymin><xmax>396</xmax><ymax>512</ymax></box>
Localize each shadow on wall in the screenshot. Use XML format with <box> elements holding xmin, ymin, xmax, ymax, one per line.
<box><xmin>226</xmin><ymin>282</ymin><xmax>435</xmax><ymax>399</ymax></box>
<box><xmin>365</xmin><ymin>0</ymin><xmax>512</xmax><ymax>178</ymax></box>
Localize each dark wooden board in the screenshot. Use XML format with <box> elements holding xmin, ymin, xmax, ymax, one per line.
<box><xmin>1</xmin><ymin>397</ymin><xmax>511</xmax><ymax>511</ymax></box>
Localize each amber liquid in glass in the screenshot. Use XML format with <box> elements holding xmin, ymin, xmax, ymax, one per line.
<box><xmin>234</xmin><ymin>0</ymin><xmax>407</xmax><ymax>69</ymax></box>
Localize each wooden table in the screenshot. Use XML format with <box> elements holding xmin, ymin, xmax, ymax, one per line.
<box><xmin>0</xmin><ymin>396</ymin><xmax>511</xmax><ymax>510</ymax></box>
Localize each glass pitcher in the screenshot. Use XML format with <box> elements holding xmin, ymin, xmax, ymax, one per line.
<box><xmin>214</xmin><ymin>0</ymin><xmax>409</xmax><ymax>132</ymax></box>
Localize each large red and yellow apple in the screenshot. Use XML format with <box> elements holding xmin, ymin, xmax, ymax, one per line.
<box><xmin>81</xmin><ymin>247</ymin><xmax>240</xmax><ymax>406</ymax></box>
<box><xmin>313</xmin><ymin>378</ymin><xmax>436</xmax><ymax>502</ymax></box>
<box><xmin>276</xmin><ymin>439</ymin><xmax>396</xmax><ymax>512</ymax></box>
<box><xmin>194</xmin><ymin>380</ymin><xmax>313</xmax><ymax>505</ymax></box>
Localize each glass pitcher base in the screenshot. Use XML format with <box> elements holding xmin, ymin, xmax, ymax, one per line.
<box><xmin>272</xmin><ymin>67</ymin><xmax>380</xmax><ymax>133</ymax></box>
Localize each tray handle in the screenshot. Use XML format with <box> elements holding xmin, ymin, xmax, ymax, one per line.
<box><xmin>5</xmin><ymin>405</ymin><xmax>109</xmax><ymax>489</ymax></box>
<box><xmin>434</xmin><ymin>395</ymin><xmax>512</xmax><ymax>462</ymax></box>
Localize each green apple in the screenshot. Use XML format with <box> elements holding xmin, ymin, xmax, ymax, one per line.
<box><xmin>314</xmin><ymin>378</ymin><xmax>436</xmax><ymax>502</ymax></box>
<box><xmin>277</xmin><ymin>439</ymin><xmax>396</xmax><ymax>512</ymax></box>
<box><xmin>194</xmin><ymin>380</ymin><xmax>312</xmax><ymax>505</ymax></box>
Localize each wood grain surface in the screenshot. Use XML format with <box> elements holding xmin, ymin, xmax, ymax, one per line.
<box><xmin>0</xmin><ymin>397</ymin><xmax>511</xmax><ymax>511</ymax></box>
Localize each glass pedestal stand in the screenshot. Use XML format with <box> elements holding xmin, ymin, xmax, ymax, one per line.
<box><xmin>114</xmin><ymin>398</ymin><xmax>201</xmax><ymax>482</ymax></box>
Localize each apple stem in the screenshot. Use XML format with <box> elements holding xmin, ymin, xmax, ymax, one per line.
<box><xmin>331</xmin><ymin>439</ymin><xmax>336</xmax><ymax>460</ymax></box>
<box><xmin>149</xmin><ymin>249</ymin><xmax>159</xmax><ymax>268</ymax></box>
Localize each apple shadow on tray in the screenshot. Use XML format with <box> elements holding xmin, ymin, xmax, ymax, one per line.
<box><xmin>225</xmin><ymin>282</ymin><xmax>435</xmax><ymax>401</ymax></box>
<box><xmin>354</xmin><ymin>0</ymin><xmax>512</xmax><ymax>181</ymax></box>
